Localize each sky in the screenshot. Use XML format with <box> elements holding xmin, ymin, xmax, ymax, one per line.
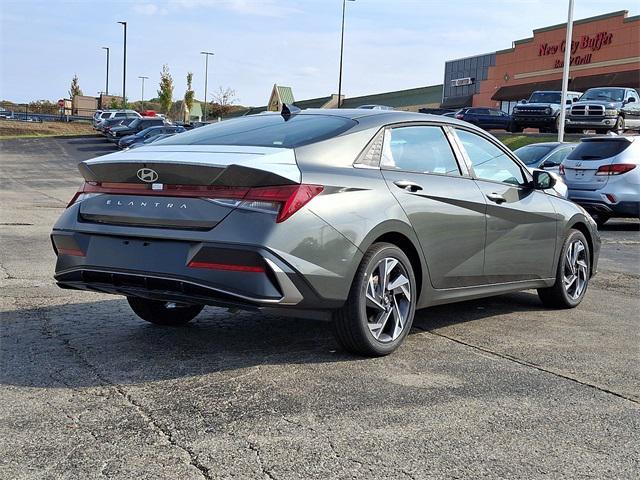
<box><xmin>0</xmin><ymin>0</ymin><xmax>637</xmax><ymax>106</ymax></box>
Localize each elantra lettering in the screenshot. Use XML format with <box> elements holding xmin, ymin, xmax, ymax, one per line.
<box><xmin>105</xmin><ymin>199</ymin><xmax>187</xmax><ymax>209</ymax></box>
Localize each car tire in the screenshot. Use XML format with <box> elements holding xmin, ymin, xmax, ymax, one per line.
<box><xmin>537</xmin><ymin>229</ymin><xmax>590</xmax><ymax>309</ymax></box>
<box><xmin>333</xmin><ymin>243</ymin><xmax>417</xmax><ymax>357</ymax></box>
<box><xmin>550</xmin><ymin>115</ymin><xmax>560</xmax><ymax>133</ymax></box>
<box><xmin>613</xmin><ymin>116</ymin><xmax>624</xmax><ymax>135</ymax></box>
<box><xmin>127</xmin><ymin>297</ymin><xmax>203</xmax><ymax>326</ymax></box>
<box><xmin>510</xmin><ymin>123</ymin><xmax>523</xmax><ymax>133</ymax></box>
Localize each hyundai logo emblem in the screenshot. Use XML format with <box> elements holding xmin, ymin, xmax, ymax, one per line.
<box><xmin>137</xmin><ymin>168</ymin><xmax>159</xmax><ymax>183</ymax></box>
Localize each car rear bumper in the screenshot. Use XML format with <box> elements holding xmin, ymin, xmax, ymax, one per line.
<box><xmin>569</xmin><ymin>194</ymin><xmax>640</xmax><ymax>217</ymax></box>
<box><xmin>51</xmin><ymin>230</ymin><xmax>344</xmax><ymax>317</ymax></box>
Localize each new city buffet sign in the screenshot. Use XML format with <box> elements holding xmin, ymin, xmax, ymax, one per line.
<box><xmin>538</xmin><ymin>31</ymin><xmax>614</xmax><ymax>68</ymax></box>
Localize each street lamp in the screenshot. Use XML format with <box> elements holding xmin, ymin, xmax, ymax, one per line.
<box><xmin>118</xmin><ymin>21</ymin><xmax>127</xmax><ymax>107</ymax></box>
<box><xmin>101</xmin><ymin>47</ymin><xmax>110</xmax><ymax>96</ymax></box>
<box><xmin>200</xmin><ymin>51</ymin><xmax>214</xmax><ymax>122</ymax></box>
<box><xmin>337</xmin><ymin>0</ymin><xmax>355</xmax><ymax>108</ymax></box>
<box><xmin>138</xmin><ymin>76</ymin><xmax>149</xmax><ymax>111</ymax></box>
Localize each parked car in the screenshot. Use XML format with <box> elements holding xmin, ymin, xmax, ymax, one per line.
<box><xmin>99</xmin><ymin>117</ymin><xmax>137</xmax><ymax>134</ymax></box>
<box><xmin>513</xmin><ymin>142</ymin><xmax>577</xmax><ymax>174</ymax></box>
<box><xmin>107</xmin><ymin>116</ymin><xmax>167</xmax><ymax>141</ymax></box>
<box><xmin>118</xmin><ymin>125</ymin><xmax>186</xmax><ymax>149</ymax></box>
<box><xmin>52</xmin><ymin>109</ymin><xmax>599</xmax><ymax>356</ymax></box>
<box><xmin>620</xmin><ymin>100</ymin><xmax>640</xmax><ymax>132</ymax></box>
<box><xmin>512</xmin><ymin>90</ymin><xmax>582</xmax><ymax>133</ymax></box>
<box><xmin>566</xmin><ymin>87</ymin><xmax>639</xmax><ymax>134</ymax></box>
<box><xmin>513</xmin><ymin>142</ymin><xmax>576</xmax><ymax>199</ymax></box>
<box><xmin>128</xmin><ymin>133</ymin><xmax>175</xmax><ymax>149</ymax></box>
<box><xmin>561</xmin><ymin>135</ymin><xmax>639</xmax><ymax>226</ymax></box>
<box><xmin>456</xmin><ymin>107</ymin><xmax>516</xmax><ymax>132</ymax></box>
<box><xmin>94</xmin><ymin>110</ymin><xmax>140</xmax><ymax>129</ymax></box>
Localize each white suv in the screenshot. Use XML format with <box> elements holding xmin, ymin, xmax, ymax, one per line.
<box><xmin>561</xmin><ymin>136</ymin><xmax>640</xmax><ymax>226</ymax></box>
<box><xmin>93</xmin><ymin>109</ymin><xmax>140</xmax><ymax>129</ymax></box>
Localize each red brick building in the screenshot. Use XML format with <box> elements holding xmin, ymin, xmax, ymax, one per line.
<box><xmin>443</xmin><ymin>10</ymin><xmax>639</xmax><ymax>112</ymax></box>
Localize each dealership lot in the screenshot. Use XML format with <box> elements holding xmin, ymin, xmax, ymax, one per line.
<box><xmin>1</xmin><ymin>136</ymin><xmax>639</xmax><ymax>479</ymax></box>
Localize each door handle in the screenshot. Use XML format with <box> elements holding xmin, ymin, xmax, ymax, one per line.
<box><xmin>393</xmin><ymin>180</ymin><xmax>423</xmax><ymax>192</ymax></box>
<box><xmin>486</xmin><ymin>192</ymin><xmax>507</xmax><ymax>204</ymax></box>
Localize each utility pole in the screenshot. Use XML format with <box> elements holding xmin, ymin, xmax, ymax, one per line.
<box><xmin>138</xmin><ymin>76</ymin><xmax>149</xmax><ymax>111</ymax></box>
<box><xmin>102</xmin><ymin>47</ymin><xmax>110</xmax><ymax>96</ymax></box>
<box><xmin>118</xmin><ymin>21</ymin><xmax>127</xmax><ymax>108</ymax></box>
<box><xmin>558</xmin><ymin>0</ymin><xmax>574</xmax><ymax>142</ymax></box>
<box><xmin>200</xmin><ymin>51</ymin><xmax>214</xmax><ymax>122</ymax></box>
<box><xmin>337</xmin><ymin>0</ymin><xmax>355</xmax><ymax>108</ymax></box>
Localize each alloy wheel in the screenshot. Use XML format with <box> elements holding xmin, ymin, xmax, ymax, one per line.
<box><xmin>563</xmin><ymin>239</ymin><xmax>588</xmax><ymax>300</ymax></box>
<box><xmin>365</xmin><ymin>257</ymin><xmax>412</xmax><ymax>343</ymax></box>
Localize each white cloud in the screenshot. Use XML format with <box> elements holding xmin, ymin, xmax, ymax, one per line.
<box><xmin>132</xmin><ymin>3</ymin><xmax>168</xmax><ymax>16</ymax></box>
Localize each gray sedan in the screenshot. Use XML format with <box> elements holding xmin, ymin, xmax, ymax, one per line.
<box><xmin>52</xmin><ymin>109</ymin><xmax>600</xmax><ymax>356</ymax></box>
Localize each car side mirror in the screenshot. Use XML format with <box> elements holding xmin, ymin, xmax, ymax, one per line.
<box><xmin>533</xmin><ymin>170</ymin><xmax>556</xmax><ymax>190</ymax></box>
<box><xmin>566</xmin><ymin>99</ymin><xmax>573</xmax><ymax>105</ymax></box>
<box><xmin>520</xmin><ymin>99</ymin><xmax>527</xmax><ymax>104</ymax></box>
<box><xmin>626</xmin><ymin>97</ymin><xmax>636</xmax><ymax>104</ymax></box>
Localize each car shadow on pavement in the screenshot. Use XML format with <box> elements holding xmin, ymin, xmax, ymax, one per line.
<box><xmin>1</xmin><ymin>291</ymin><xmax>546</xmax><ymax>389</ymax></box>
<box><xmin>68</xmin><ymin>138</ymin><xmax>112</xmax><ymax>145</ymax></box>
<box><xmin>76</xmin><ymin>145</ymin><xmax>118</xmax><ymax>153</ymax></box>
<box><xmin>599</xmin><ymin>220</ymin><xmax>639</xmax><ymax>232</ymax></box>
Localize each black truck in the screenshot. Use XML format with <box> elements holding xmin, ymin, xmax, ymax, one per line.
<box><xmin>512</xmin><ymin>90</ymin><xmax>582</xmax><ymax>133</ymax></box>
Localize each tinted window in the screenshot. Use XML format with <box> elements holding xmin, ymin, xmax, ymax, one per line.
<box><xmin>514</xmin><ymin>144</ymin><xmax>557</xmax><ymax>166</ymax></box>
<box><xmin>381</xmin><ymin>126</ymin><xmax>460</xmax><ymax>176</ymax></box>
<box><xmin>567</xmin><ymin>140</ymin><xmax>631</xmax><ymax>160</ymax></box>
<box><xmin>114</xmin><ymin>112</ymin><xmax>126</xmax><ymax>117</ymax></box>
<box><xmin>456</xmin><ymin>129</ymin><xmax>525</xmax><ymax>185</ymax></box>
<box><xmin>160</xmin><ymin>114</ymin><xmax>357</xmax><ymax>148</ymax></box>
<box><xmin>581</xmin><ymin>88</ymin><xmax>625</xmax><ymax>102</ymax></box>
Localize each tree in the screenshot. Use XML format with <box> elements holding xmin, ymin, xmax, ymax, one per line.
<box><xmin>183</xmin><ymin>72</ymin><xmax>195</xmax><ymax>122</ymax></box>
<box><xmin>157</xmin><ymin>64</ymin><xmax>174</xmax><ymax>117</ymax></box>
<box><xmin>28</xmin><ymin>100</ymin><xmax>58</xmax><ymax>115</ymax></box>
<box><xmin>209</xmin><ymin>86</ymin><xmax>238</xmax><ymax>118</ymax></box>
<box><xmin>68</xmin><ymin>74</ymin><xmax>83</xmax><ymax>98</ymax></box>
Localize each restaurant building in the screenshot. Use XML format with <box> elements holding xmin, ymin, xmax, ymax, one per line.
<box><xmin>442</xmin><ymin>10</ymin><xmax>639</xmax><ymax>112</ymax></box>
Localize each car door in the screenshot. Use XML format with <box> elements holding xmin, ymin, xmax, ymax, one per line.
<box><xmin>452</xmin><ymin>128</ymin><xmax>558</xmax><ymax>283</ymax></box>
<box><xmin>379</xmin><ymin>124</ymin><xmax>488</xmax><ymax>288</ymax></box>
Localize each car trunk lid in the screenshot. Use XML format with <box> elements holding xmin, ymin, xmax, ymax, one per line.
<box><xmin>76</xmin><ymin>145</ymin><xmax>300</xmax><ymax>229</ymax></box>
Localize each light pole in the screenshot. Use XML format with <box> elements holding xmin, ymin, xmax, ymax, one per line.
<box><xmin>138</xmin><ymin>76</ymin><xmax>148</xmax><ymax>111</ymax></box>
<box><xmin>558</xmin><ymin>0</ymin><xmax>574</xmax><ymax>142</ymax></box>
<box><xmin>200</xmin><ymin>51</ymin><xmax>214</xmax><ymax>122</ymax></box>
<box><xmin>118</xmin><ymin>21</ymin><xmax>127</xmax><ymax>108</ymax></box>
<box><xmin>337</xmin><ymin>0</ymin><xmax>355</xmax><ymax>108</ymax></box>
<box><xmin>101</xmin><ymin>47</ymin><xmax>110</xmax><ymax>96</ymax></box>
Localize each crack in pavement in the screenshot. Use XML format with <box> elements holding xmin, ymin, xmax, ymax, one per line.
<box><xmin>247</xmin><ymin>441</ymin><xmax>277</xmax><ymax>480</ymax></box>
<box><xmin>38</xmin><ymin>309</ymin><xmax>214</xmax><ymax>480</ymax></box>
<box><xmin>415</xmin><ymin>326</ymin><xmax>639</xmax><ymax>405</ymax></box>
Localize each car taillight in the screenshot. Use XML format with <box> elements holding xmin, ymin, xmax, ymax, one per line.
<box><xmin>595</xmin><ymin>164</ymin><xmax>636</xmax><ymax>176</ymax></box>
<box><xmin>208</xmin><ymin>184</ymin><xmax>324</xmax><ymax>223</ymax></box>
<box><xmin>559</xmin><ymin>165</ymin><xmax>565</xmax><ymax>175</ymax></box>
<box><xmin>65</xmin><ymin>182</ymin><xmax>323</xmax><ymax>222</ymax></box>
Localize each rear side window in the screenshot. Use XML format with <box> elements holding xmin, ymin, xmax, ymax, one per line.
<box><xmin>380</xmin><ymin>126</ymin><xmax>460</xmax><ymax>176</ymax></box>
<box><xmin>160</xmin><ymin>114</ymin><xmax>357</xmax><ymax>148</ymax></box>
<box><xmin>567</xmin><ymin>140</ymin><xmax>631</xmax><ymax>160</ymax></box>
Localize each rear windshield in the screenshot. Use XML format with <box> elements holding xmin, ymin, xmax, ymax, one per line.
<box><xmin>514</xmin><ymin>144</ymin><xmax>556</xmax><ymax>165</ymax></box>
<box><xmin>567</xmin><ymin>140</ymin><xmax>631</xmax><ymax>160</ymax></box>
<box><xmin>158</xmin><ymin>114</ymin><xmax>357</xmax><ymax>148</ymax></box>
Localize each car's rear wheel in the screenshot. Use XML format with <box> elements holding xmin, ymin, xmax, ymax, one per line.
<box><xmin>333</xmin><ymin>243</ymin><xmax>416</xmax><ymax>356</ymax></box>
<box><xmin>127</xmin><ymin>297</ymin><xmax>203</xmax><ymax>326</ymax></box>
<box><xmin>537</xmin><ymin>230</ymin><xmax>590</xmax><ymax>308</ymax></box>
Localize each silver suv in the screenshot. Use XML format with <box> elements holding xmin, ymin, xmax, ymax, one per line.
<box><xmin>93</xmin><ymin>109</ymin><xmax>141</xmax><ymax>129</ymax></box>
<box><xmin>561</xmin><ymin>136</ymin><xmax>640</xmax><ymax>226</ymax></box>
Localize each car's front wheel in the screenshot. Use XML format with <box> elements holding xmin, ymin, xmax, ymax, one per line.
<box><xmin>537</xmin><ymin>230</ymin><xmax>590</xmax><ymax>308</ymax></box>
<box><xmin>127</xmin><ymin>297</ymin><xmax>204</xmax><ymax>326</ymax></box>
<box><xmin>333</xmin><ymin>243</ymin><xmax>417</xmax><ymax>356</ymax></box>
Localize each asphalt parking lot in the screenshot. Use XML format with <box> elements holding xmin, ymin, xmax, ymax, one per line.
<box><xmin>1</xmin><ymin>135</ymin><xmax>639</xmax><ymax>479</ymax></box>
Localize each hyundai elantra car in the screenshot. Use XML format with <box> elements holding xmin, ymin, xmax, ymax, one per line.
<box><xmin>52</xmin><ymin>108</ymin><xmax>600</xmax><ymax>356</ymax></box>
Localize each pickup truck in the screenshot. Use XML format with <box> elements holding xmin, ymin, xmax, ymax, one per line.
<box><xmin>565</xmin><ymin>87</ymin><xmax>639</xmax><ymax>134</ymax></box>
<box><xmin>511</xmin><ymin>90</ymin><xmax>582</xmax><ymax>133</ymax></box>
